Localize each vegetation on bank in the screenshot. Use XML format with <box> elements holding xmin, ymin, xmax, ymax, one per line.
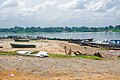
<box><xmin>100</xmin><ymin>47</ymin><xmax>110</xmax><ymax>50</ymax></box>
<box><xmin>0</xmin><ymin>52</ymin><xmax>103</xmax><ymax>60</ymax></box>
<box><xmin>0</xmin><ymin>52</ymin><xmax>16</xmax><ymax>55</ymax></box>
<box><xmin>0</xmin><ymin>25</ymin><xmax>120</xmax><ymax>33</ymax></box>
<box><xmin>49</xmin><ymin>54</ymin><xmax>103</xmax><ymax>60</ymax></box>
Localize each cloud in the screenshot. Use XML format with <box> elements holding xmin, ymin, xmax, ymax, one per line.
<box><xmin>58</xmin><ymin>0</ymin><xmax>87</xmax><ymax>10</ymax></box>
<box><xmin>1</xmin><ymin>0</ymin><xmax>17</xmax><ymax>8</ymax></box>
<box><xmin>41</xmin><ymin>1</ymin><xmax>55</xmax><ymax>8</ymax></box>
<box><xmin>58</xmin><ymin>0</ymin><xmax>120</xmax><ymax>13</ymax></box>
<box><xmin>0</xmin><ymin>0</ymin><xmax>55</xmax><ymax>18</ymax></box>
<box><xmin>0</xmin><ymin>0</ymin><xmax>119</xmax><ymax>27</ymax></box>
<box><xmin>0</xmin><ymin>0</ymin><xmax>55</xmax><ymax>11</ymax></box>
<box><xmin>89</xmin><ymin>0</ymin><xmax>119</xmax><ymax>12</ymax></box>
<box><xmin>58</xmin><ymin>0</ymin><xmax>120</xmax><ymax>18</ymax></box>
<box><xmin>0</xmin><ymin>0</ymin><xmax>30</xmax><ymax>8</ymax></box>
<box><xmin>20</xmin><ymin>1</ymin><xmax>55</xmax><ymax>17</ymax></box>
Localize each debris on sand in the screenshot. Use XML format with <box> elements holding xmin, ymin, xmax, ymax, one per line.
<box><xmin>10</xmin><ymin>74</ymin><xmax>15</xmax><ymax>77</ymax></box>
<box><xmin>17</xmin><ymin>51</ymin><xmax>49</xmax><ymax>58</ymax></box>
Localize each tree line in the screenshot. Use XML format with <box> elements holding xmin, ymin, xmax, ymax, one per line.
<box><xmin>0</xmin><ymin>25</ymin><xmax>120</xmax><ymax>33</ymax></box>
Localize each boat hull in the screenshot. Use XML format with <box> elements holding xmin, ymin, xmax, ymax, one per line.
<box><xmin>14</xmin><ymin>39</ymin><xmax>29</xmax><ymax>42</ymax></box>
<box><xmin>10</xmin><ymin>43</ymin><xmax>36</xmax><ymax>48</ymax></box>
<box><xmin>88</xmin><ymin>43</ymin><xmax>120</xmax><ymax>50</ymax></box>
<box><xmin>99</xmin><ymin>44</ymin><xmax>120</xmax><ymax>50</ymax></box>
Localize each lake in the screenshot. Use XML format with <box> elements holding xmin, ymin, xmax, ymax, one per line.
<box><xmin>0</xmin><ymin>32</ymin><xmax>120</xmax><ymax>41</ymax></box>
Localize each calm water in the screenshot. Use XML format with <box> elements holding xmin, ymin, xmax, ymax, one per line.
<box><xmin>0</xmin><ymin>32</ymin><xmax>120</xmax><ymax>41</ymax></box>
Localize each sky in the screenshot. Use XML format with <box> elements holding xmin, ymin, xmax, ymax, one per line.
<box><xmin>0</xmin><ymin>0</ymin><xmax>120</xmax><ymax>28</ymax></box>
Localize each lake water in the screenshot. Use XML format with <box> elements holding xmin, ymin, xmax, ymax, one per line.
<box><xmin>0</xmin><ymin>32</ymin><xmax>120</xmax><ymax>41</ymax></box>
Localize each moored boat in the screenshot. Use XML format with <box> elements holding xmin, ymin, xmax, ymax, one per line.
<box><xmin>14</xmin><ymin>39</ymin><xmax>30</xmax><ymax>42</ymax></box>
<box><xmin>87</xmin><ymin>40</ymin><xmax>120</xmax><ymax>50</ymax></box>
<box><xmin>47</xmin><ymin>38</ymin><xmax>94</xmax><ymax>42</ymax></box>
<box><xmin>10</xmin><ymin>43</ymin><xmax>36</xmax><ymax>48</ymax></box>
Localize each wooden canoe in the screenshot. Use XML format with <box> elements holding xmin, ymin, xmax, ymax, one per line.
<box><xmin>14</xmin><ymin>39</ymin><xmax>30</xmax><ymax>42</ymax></box>
<box><xmin>10</xmin><ymin>43</ymin><xmax>36</xmax><ymax>48</ymax></box>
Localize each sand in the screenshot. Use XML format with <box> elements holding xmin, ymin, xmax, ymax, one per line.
<box><xmin>0</xmin><ymin>55</ymin><xmax>120</xmax><ymax>80</ymax></box>
<box><xmin>0</xmin><ymin>39</ymin><xmax>120</xmax><ymax>80</ymax></box>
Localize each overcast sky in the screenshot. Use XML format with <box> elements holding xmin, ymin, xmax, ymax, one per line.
<box><xmin>0</xmin><ymin>0</ymin><xmax>120</xmax><ymax>27</ymax></box>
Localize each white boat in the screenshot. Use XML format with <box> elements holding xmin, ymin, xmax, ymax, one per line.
<box><xmin>88</xmin><ymin>39</ymin><xmax>120</xmax><ymax>50</ymax></box>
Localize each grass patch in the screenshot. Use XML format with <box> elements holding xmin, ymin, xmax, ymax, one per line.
<box><xmin>0</xmin><ymin>52</ymin><xmax>16</xmax><ymax>55</ymax></box>
<box><xmin>100</xmin><ymin>47</ymin><xmax>110</xmax><ymax>50</ymax></box>
<box><xmin>0</xmin><ymin>51</ymin><xmax>39</xmax><ymax>55</ymax></box>
<box><xmin>78</xmin><ymin>55</ymin><xmax>103</xmax><ymax>60</ymax></box>
<box><xmin>49</xmin><ymin>54</ymin><xmax>76</xmax><ymax>58</ymax></box>
<box><xmin>49</xmin><ymin>54</ymin><xmax>103</xmax><ymax>60</ymax></box>
<box><xmin>0</xmin><ymin>51</ymin><xmax>103</xmax><ymax>60</ymax></box>
<box><xmin>31</xmin><ymin>51</ymin><xmax>39</xmax><ymax>54</ymax></box>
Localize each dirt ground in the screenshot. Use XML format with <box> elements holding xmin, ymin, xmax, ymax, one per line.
<box><xmin>0</xmin><ymin>55</ymin><xmax>120</xmax><ymax>80</ymax></box>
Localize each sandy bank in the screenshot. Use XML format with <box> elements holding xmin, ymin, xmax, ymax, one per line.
<box><xmin>0</xmin><ymin>39</ymin><xmax>120</xmax><ymax>57</ymax></box>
